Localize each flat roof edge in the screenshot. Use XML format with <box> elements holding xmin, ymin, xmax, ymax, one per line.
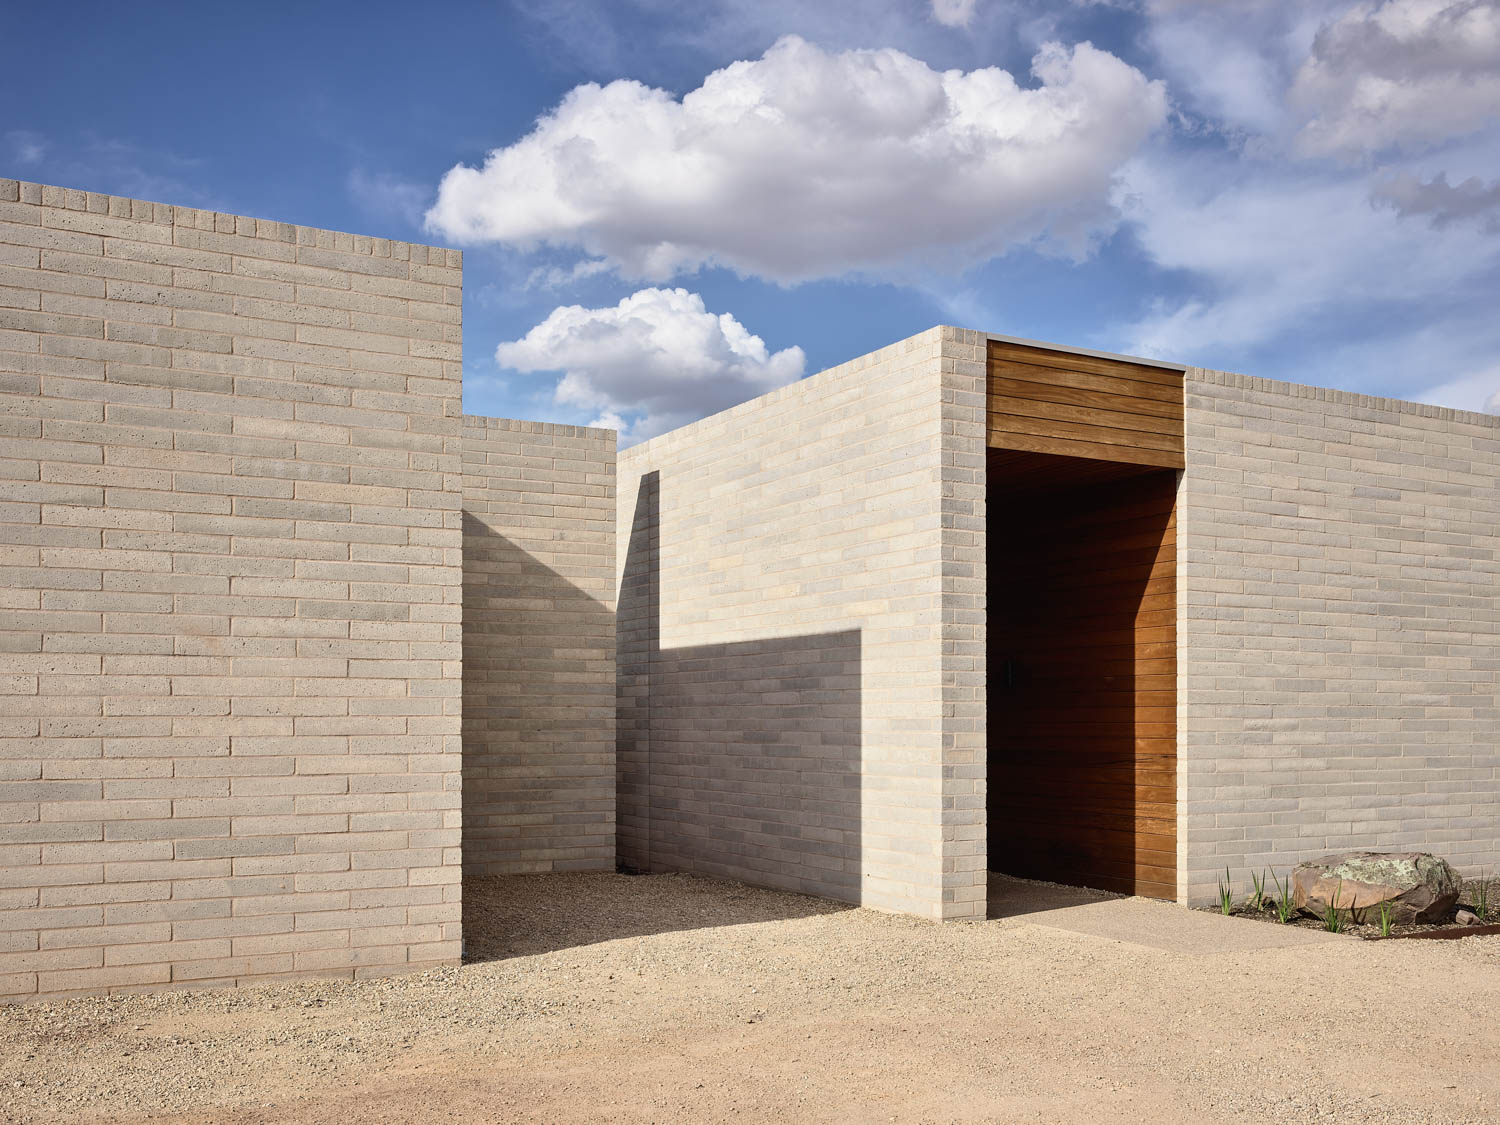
<box><xmin>1188</xmin><ymin>366</ymin><xmax>1500</xmax><ymax>430</ymax></box>
<box><xmin>964</xmin><ymin>328</ymin><xmax>1499</xmax><ymax>429</ymax></box>
<box><xmin>3</xmin><ymin>176</ymin><xmax>460</xmax><ymax>258</ymax></box>
<box><xmin>461</xmin><ymin>413</ymin><xmax>617</xmax><ymax>441</ymax></box>
<box><xmin>970</xmin><ymin>329</ymin><xmax>1188</xmax><ymax>374</ymax></box>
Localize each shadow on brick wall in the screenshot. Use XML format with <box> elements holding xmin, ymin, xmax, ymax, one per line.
<box><xmin>617</xmin><ymin>471</ymin><xmax>867</xmax><ymax>906</ymax></box>
<box><xmin>461</xmin><ymin>514</ymin><xmax>615</xmax><ymax>891</ymax></box>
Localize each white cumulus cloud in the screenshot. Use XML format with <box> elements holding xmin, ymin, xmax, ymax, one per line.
<box><xmin>494</xmin><ymin>288</ymin><xmax>806</xmax><ymax>442</ymax></box>
<box><xmin>425</xmin><ymin>35</ymin><xmax>1167</xmax><ymax>283</ymax></box>
<box><xmin>1291</xmin><ymin>0</ymin><xmax>1500</xmax><ymax>159</ymax></box>
<box><xmin>931</xmin><ymin>0</ymin><xmax>979</xmax><ymax>29</ymax></box>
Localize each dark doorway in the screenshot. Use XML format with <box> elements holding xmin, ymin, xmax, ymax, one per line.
<box><xmin>986</xmin><ymin>450</ymin><xmax>1178</xmax><ymax>899</ymax></box>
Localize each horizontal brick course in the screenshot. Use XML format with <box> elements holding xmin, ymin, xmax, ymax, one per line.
<box><xmin>462</xmin><ymin>417</ymin><xmax>616</xmax><ymax>875</ymax></box>
<box><xmin>616</xmin><ymin>327</ymin><xmax>986</xmax><ymax>920</ymax></box>
<box><xmin>1179</xmin><ymin>368</ymin><xmax>1500</xmax><ymax>904</ymax></box>
<box><xmin>0</xmin><ymin>180</ymin><xmax>463</xmax><ymax>1002</ymax></box>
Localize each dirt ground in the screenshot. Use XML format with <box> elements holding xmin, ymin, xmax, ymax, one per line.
<box><xmin>3</xmin><ymin>871</ymin><xmax>1499</xmax><ymax>1125</ymax></box>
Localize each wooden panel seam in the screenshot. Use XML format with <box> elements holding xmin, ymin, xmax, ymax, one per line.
<box><xmin>987</xmin><ymin>339</ymin><xmax>1185</xmax><ymax>468</ymax></box>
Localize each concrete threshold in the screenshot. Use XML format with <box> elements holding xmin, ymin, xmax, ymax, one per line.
<box><xmin>987</xmin><ymin>873</ymin><xmax>1346</xmax><ymax>953</ymax></box>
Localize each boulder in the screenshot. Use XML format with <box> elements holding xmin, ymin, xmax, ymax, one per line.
<box><xmin>1291</xmin><ymin>852</ymin><xmax>1459</xmax><ymax>924</ymax></box>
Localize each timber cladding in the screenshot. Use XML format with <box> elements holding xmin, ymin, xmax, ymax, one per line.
<box><xmin>985</xmin><ymin>337</ymin><xmax>1184</xmax><ymax>899</ymax></box>
<box><xmin>987</xmin><ymin>339</ymin><xmax>1185</xmax><ymax>468</ymax></box>
<box><xmin>987</xmin><ymin>465</ymin><xmax>1178</xmax><ymax>899</ymax></box>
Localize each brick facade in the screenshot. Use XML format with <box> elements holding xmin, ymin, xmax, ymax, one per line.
<box><xmin>939</xmin><ymin>330</ymin><xmax>991</xmax><ymax>919</ymax></box>
<box><xmin>461</xmin><ymin>416</ymin><xmax>615</xmax><ymax>876</ymax></box>
<box><xmin>0</xmin><ymin>180</ymin><xmax>465</xmax><ymax>1000</ymax></box>
<box><xmin>1179</xmin><ymin>368</ymin><xmax>1500</xmax><ymax>904</ymax></box>
<box><xmin>616</xmin><ymin>327</ymin><xmax>988</xmax><ymax>920</ymax></box>
<box><xmin>4</xmin><ymin>175</ymin><xmax>1496</xmax><ymax>997</ymax></box>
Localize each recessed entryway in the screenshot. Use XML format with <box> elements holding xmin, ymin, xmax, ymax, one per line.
<box><xmin>985</xmin><ymin>339</ymin><xmax>1185</xmax><ymax>900</ymax></box>
<box><xmin>987</xmin><ymin>453</ymin><xmax>1178</xmax><ymax>897</ymax></box>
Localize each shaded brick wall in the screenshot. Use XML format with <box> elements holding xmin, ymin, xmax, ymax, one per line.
<box><xmin>940</xmin><ymin>330</ymin><xmax>993</xmax><ymax>920</ymax></box>
<box><xmin>1179</xmin><ymin>369</ymin><xmax>1500</xmax><ymax>904</ymax></box>
<box><xmin>616</xmin><ymin>327</ymin><xmax>988</xmax><ymax>920</ymax></box>
<box><xmin>0</xmin><ymin>180</ymin><xmax>464</xmax><ymax>1001</ymax></box>
<box><xmin>461</xmin><ymin>416</ymin><xmax>616</xmax><ymax>876</ymax></box>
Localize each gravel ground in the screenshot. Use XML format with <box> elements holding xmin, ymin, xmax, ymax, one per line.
<box><xmin>2</xmin><ymin>871</ymin><xmax>1498</xmax><ymax>1124</ymax></box>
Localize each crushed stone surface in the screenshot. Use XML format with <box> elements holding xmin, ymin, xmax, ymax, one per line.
<box><xmin>1</xmin><ymin>871</ymin><xmax>1497</xmax><ymax>1124</ymax></box>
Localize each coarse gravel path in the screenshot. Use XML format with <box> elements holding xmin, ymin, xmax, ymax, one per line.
<box><xmin>2</xmin><ymin>871</ymin><xmax>1498</xmax><ymax>1124</ymax></box>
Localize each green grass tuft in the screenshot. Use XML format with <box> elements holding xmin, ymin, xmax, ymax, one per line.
<box><xmin>1217</xmin><ymin>866</ymin><xmax>1234</xmax><ymax>916</ymax></box>
<box><xmin>1249</xmin><ymin>869</ymin><xmax>1267</xmax><ymax>912</ymax></box>
<box><xmin>1468</xmin><ymin>876</ymin><xmax>1491</xmax><ymax>923</ymax></box>
<box><xmin>1322</xmin><ymin>879</ymin><xmax>1347</xmax><ymax>934</ymax></box>
<box><xmin>1271</xmin><ymin>869</ymin><xmax>1296</xmax><ymax>924</ymax></box>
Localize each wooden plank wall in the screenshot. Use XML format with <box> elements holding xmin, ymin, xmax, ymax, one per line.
<box><xmin>987</xmin><ymin>339</ymin><xmax>1185</xmax><ymax>468</ymax></box>
<box><xmin>987</xmin><ymin>466</ymin><xmax>1178</xmax><ymax>899</ymax></box>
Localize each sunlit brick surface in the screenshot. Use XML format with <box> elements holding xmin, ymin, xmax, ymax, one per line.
<box><xmin>0</xmin><ymin>180</ymin><xmax>464</xmax><ymax>1000</ymax></box>
<box><xmin>1178</xmin><ymin>369</ymin><xmax>1500</xmax><ymax>905</ymax></box>
<box><xmin>615</xmin><ymin>327</ymin><xmax>988</xmax><ymax>920</ymax></box>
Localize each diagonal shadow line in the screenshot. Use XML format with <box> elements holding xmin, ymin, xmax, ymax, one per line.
<box><xmin>617</xmin><ymin>470</ymin><xmax>867</xmax><ymax>905</ymax></box>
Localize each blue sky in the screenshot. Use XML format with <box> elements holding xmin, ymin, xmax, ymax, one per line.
<box><xmin>6</xmin><ymin>0</ymin><xmax>1499</xmax><ymax>440</ymax></box>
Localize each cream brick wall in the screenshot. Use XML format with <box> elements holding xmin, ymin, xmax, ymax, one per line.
<box><xmin>461</xmin><ymin>416</ymin><xmax>615</xmax><ymax>875</ymax></box>
<box><xmin>1179</xmin><ymin>369</ymin><xmax>1500</xmax><ymax>904</ymax></box>
<box><xmin>939</xmin><ymin>330</ymin><xmax>990</xmax><ymax>918</ymax></box>
<box><xmin>0</xmin><ymin>180</ymin><xmax>464</xmax><ymax>1001</ymax></box>
<box><xmin>616</xmin><ymin>326</ymin><xmax>988</xmax><ymax>921</ymax></box>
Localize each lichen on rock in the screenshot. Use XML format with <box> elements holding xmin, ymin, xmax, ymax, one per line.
<box><xmin>1291</xmin><ymin>851</ymin><xmax>1459</xmax><ymax>924</ymax></box>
